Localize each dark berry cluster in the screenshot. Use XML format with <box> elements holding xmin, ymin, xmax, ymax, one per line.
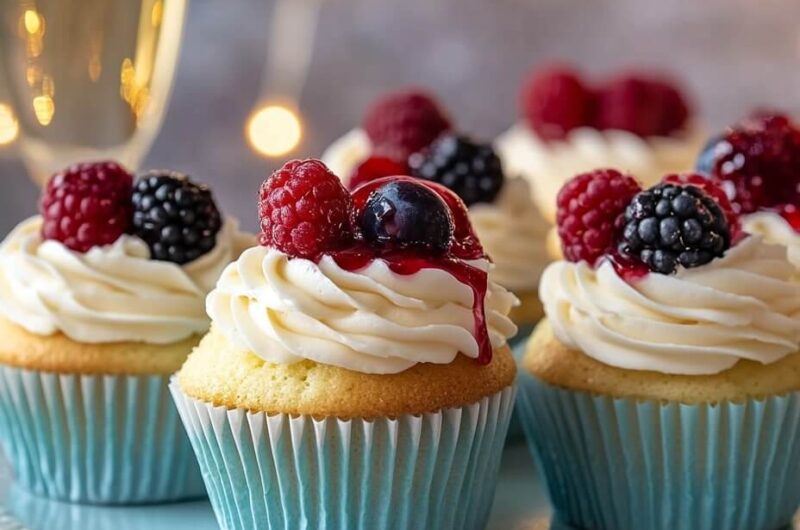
<box><xmin>408</xmin><ymin>134</ymin><xmax>504</xmax><ymax>206</ymax></box>
<box><xmin>132</xmin><ymin>172</ymin><xmax>222</xmax><ymax>264</ymax></box>
<box><xmin>40</xmin><ymin>161</ymin><xmax>222</xmax><ymax>265</ymax></box>
<box><xmin>259</xmin><ymin>160</ymin><xmax>481</xmax><ymax>260</ymax></box>
<box><xmin>619</xmin><ymin>184</ymin><xmax>730</xmax><ymax>274</ymax></box>
<box><xmin>521</xmin><ymin>65</ymin><xmax>690</xmax><ymax>140</ymax></box>
<box><xmin>695</xmin><ymin>113</ymin><xmax>800</xmax><ymax>213</ymax></box>
<box><xmin>557</xmin><ymin>170</ymin><xmax>735</xmax><ymax>276</ymax></box>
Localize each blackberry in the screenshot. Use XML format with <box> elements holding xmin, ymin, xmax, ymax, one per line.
<box><xmin>619</xmin><ymin>183</ymin><xmax>730</xmax><ymax>274</ymax></box>
<box><xmin>408</xmin><ymin>134</ymin><xmax>504</xmax><ymax>207</ymax></box>
<box><xmin>132</xmin><ymin>172</ymin><xmax>222</xmax><ymax>264</ymax></box>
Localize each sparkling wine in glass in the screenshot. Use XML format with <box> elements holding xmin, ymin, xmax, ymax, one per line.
<box><xmin>0</xmin><ymin>0</ymin><xmax>187</xmax><ymax>185</ymax></box>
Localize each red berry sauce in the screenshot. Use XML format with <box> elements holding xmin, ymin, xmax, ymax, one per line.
<box><xmin>776</xmin><ymin>204</ymin><xmax>800</xmax><ymax>233</ymax></box>
<box><xmin>334</xmin><ymin>176</ymin><xmax>494</xmax><ymax>363</ymax></box>
<box><xmin>606</xmin><ymin>252</ymin><xmax>650</xmax><ymax>283</ymax></box>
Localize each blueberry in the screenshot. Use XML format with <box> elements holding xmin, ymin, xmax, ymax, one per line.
<box><xmin>359</xmin><ymin>181</ymin><xmax>454</xmax><ymax>253</ymax></box>
<box><xmin>695</xmin><ymin>135</ymin><xmax>732</xmax><ymax>176</ymax></box>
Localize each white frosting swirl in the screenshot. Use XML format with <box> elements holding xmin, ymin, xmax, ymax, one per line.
<box><xmin>469</xmin><ymin>177</ymin><xmax>549</xmax><ymax>292</ymax></box>
<box><xmin>540</xmin><ymin>236</ymin><xmax>800</xmax><ymax>375</ymax></box>
<box><xmin>743</xmin><ymin>211</ymin><xmax>800</xmax><ymax>279</ymax></box>
<box><xmin>207</xmin><ymin>246</ymin><xmax>519</xmax><ymax>374</ymax></box>
<box><xmin>320</xmin><ymin>128</ymin><xmax>371</xmax><ymax>181</ymax></box>
<box><xmin>495</xmin><ymin>123</ymin><xmax>705</xmax><ymax>223</ymax></box>
<box><xmin>0</xmin><ymin>216</ymin><xmax>251</xmax><ymax>344</ymax></box>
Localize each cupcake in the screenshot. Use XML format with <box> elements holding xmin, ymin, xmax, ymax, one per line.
<box><xmin>696</xmin><ymin>111</ymin><xmax>800</xmax><ymax>279</ymax></box>
<box><xmin>171</xmin><ymin>160</ymin><xmax>519</xmax><ymax>530</ymax></box>
<box><xmin>517</xmin><ymin>168</ymin><xmax>800</xmax><ymax>530</ymax></box>
<box><xmin>0</xmin><ymin>161</ymin><xmax>251</xmax><ymax>504</ymax></box>
<box><xmin>495</xmin><ymin>65</ymin><xmax>705</xmax><ymax>259</ymax></box>
<box><xmin>322</xmin><ymin>89</ymin><xmax>549</xmax><ymax>331</ymax></box>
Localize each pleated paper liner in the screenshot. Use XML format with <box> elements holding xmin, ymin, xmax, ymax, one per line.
<box><xmin>0</xmin><ymin>365</ymin><xmax>205</xmax><ymax>504</ymax></box>
<box><xmin>517</xmin><ymin>368</ymin><xmax>800</xmax><ymax>530</ymax></box>
<box><xmin>170</xmin><ymin>380</ymin><xmax>515</xmax><ymax>530</ymax></box>
<box><xmin>505</xmin><ymin>324</ymin><xmax>535</xmax><ymax>443</ymax></box>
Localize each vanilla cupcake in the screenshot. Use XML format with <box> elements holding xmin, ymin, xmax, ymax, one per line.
<box><xmin>0</xmin><ymin>162</ymin><xmax>250</xmax><ymax>504</ymax></box>
<box><xmin>696</xmin><ymin>111</ymin><xmax>800</xmax><ymax>280</ymax></box>
<box><xmin>323</xmin><ymin>90</ymin><xmax>549</xmax><ymax>330</ymax></box>
<box><xmin>171</xmin><ymin>160</ymin><xmax>518</xmax><ymax>530</ymax></box>
<box><xmin>496</xmin><ymin>66</ymin><xmax>705</xmax><ymax>259</ymax></box>
<box><xmin>517</xmin><ymin>169</ymin><xmax>800</xmax><ymax>530</ymax></box>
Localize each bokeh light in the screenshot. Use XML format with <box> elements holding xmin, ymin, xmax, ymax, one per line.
<box><xmin>246</xmin><ymin>104</ymin><xmax>302</xmax><ymax>157</ymax></box>
<box><xmin>0</xmin><ymin>103</ymin><xmax>19</xmax><ymax>145</ymax></box>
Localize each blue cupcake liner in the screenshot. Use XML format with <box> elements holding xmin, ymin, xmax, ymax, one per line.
<box><xmin>504</xmin><ymin>325</ymin><xmax>535</xmax><ymax>444</ymax></box>
<box><xmin>517</xmin><ymin>368</ymin><xmax>800</xmax><ymax>530</ymax></box>
<box><xmin>0</xmin><ymin>364</ymin><xmax>205</xmax><ymax>504</ymax></box>
<box><xmin>170</xmin><ymin>380</ymin><xmax>515</xmax><ymax>530</ymax></box>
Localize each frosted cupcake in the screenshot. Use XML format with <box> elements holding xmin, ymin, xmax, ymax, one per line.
<box><xmin>517</xmin><ymin>168</ymin><xmax>800</xmax><ymax>530</ymax></box>
<box><xmin>323</xmin><ymin>90</ymin><xmax>549</xmax><ymax>329</ymax></box>
<box><xmin>0</xmin><ymin>161</ymin><xmax>250</xmax><ymax>504</ymax></box>
<box><xmin>171</xmin><ymin>160</ymin><xmax>518</xmax><ymax>530</ymax></box>
<box><xmin>496</xmin><ymin>66</ymin><xmax>705</xmax><ymax>258</ymax></box>
<box><xmin>697</xmin><ymin>111</ymin><xmax>800</xmax><ymax>279</ymax></box>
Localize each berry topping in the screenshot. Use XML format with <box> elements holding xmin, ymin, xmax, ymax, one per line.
<box><xmin>362</xmin><ymin>90</ymin><xmax>451</xmax><ymax>158</ymax></box>
<box><xmin>40</xmin><ymin>161</ymin><xmax>133</xmax><ymax>252</ymax></box>
<box><xmin>594</xmin><ymin>75</ymin><xmax>690</xmax><ymax>137</ymax></box>
<box><xmin>662</xmin><ymin>173</ymin><xmax>741</xmax><ymax>239</ymax></box>
<box><xmin>520</xmin><ymin>66</ymin><xmax>592</xmax><ymax>140</ymax></box>
<box><xmin>350</xmin><ymin>175</ymin><xmax>483</xmax><ymax>260</ymax></box>
<box><xmin>259</xmin><ymin>159</ymin><xmax>354</xmax><ymax>259</ymax></box>
<box><xmin>358</xmin><ymin>180</ymin><xmax>454</xmax><ymax>253</ymax></box>
<box><xmin>132</xmin><ymin>172</ymin><xmax>222</xmax><ymax>264</ymax></box>
<box><xmin>348</xmin><ymin>155</ymin><xmax>409</xmax><ymax>191</ymax></box>
<box><xmin>619</xmin><ymin>183</ymin><xmax>730</xmax><ymax>274</ymax></box>
<box><xmin>777</xmin><ymin>204</ymin><xmax>800</xmax><ymax>232</ymax></box>
<box><xmin>556</xmin><ymin>169</ymin><xmax>642</xmax><ymax>264</ymax></box>
<box><xmin>408</xmin><ymin>133</ymin><xmax>504</xmax><ymax>207</ymax></box>
<box><xmin>695</xmin><ymin>113</ymin><xmax>800</xmax><ymax>214</ymax></box>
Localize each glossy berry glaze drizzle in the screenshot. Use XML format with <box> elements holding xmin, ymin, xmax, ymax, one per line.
<box><xmin>777</xmin><ymin>204</ymin><xmax>800</xmax><ymax>233</ymax></box>
<box><xmin>338</xmin><ymin>176</ymin><xmax>493</xmax><ymax>364</ymax></box>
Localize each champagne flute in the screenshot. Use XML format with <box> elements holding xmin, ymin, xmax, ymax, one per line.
<box><xmin>0</xmin><ymin>0</ymin><xmax>187</xmax><ymax>185</ymax></box>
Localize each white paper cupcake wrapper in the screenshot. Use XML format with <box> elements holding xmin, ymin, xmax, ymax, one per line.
<box><xmin>170</xmin><ymin>380</ymin><xmax>515</xmax><ymax>530</ymax></box>
<box><xmin>0</xmin><ymin>364</ymin><xmax>205</xmax><ymax>504</ymax></box>
<box><xmin>517</xmin><ymin>368</ymin><xmax>800</xmax><ymax>530</ymax></box>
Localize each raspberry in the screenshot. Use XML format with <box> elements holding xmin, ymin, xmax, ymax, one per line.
<box><xmin>520</xmin><ymin>66</ymin><xmax>592</xmax><ymax>140</ymax></box>
<box><xmin>556</xmin><ymin>169</ymin><xmax>642</xmax><ymax>264</ymax></box>
<box><xmin>362</xmin><ymin>90</ymin><xmax>451</xmax><ymax>157</ymax></box>
<box><xmin>132</xmin><ymin>172</ymin><xmax>222</xmax><ymax>264</ymax></box>
<box><xmin>408</xmin><ymin>133</ymin><xmax>504</xmax><ymax>206</ymax></box>
<box><xmin>259</xmin><ymin>159</ymin><xmax>354</xmax><ymax>259</ymax></box>
<box><xmin>662</xmin><ymin>173</ymin><xmax>741</xmax><ymax>240</ymax></box>
<box><xmin>594</xmin><ymin>75</ymin><xmax>689</xmax><ymax>137</ymax></box>
<box><xmin>40</xmin><ymin>161</ymin><xmax>133</xmax><ymax>252</ymax></box>
<box><xmin>619</xmin><ymin>183</ymin><xmax>730</xmax><ymax>274</ymax></box>
<box><xmin>348</xmin><ymin>156</ymin><xmax>409</xmax><ymax>191</ymax></box>
<box><xmin>696</xmin><ymin>113</ymin><xmax>800</xmax><ymax>214</ymax></box>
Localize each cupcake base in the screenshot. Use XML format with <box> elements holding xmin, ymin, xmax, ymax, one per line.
<box><xmin>517</xmin><ymin>331</ymin><xmax>800</xmax><ymax>530</ymax></box>
<box><xmin>0</xmin><ymin>365</ymin><xmax>205</xmax><ymax>504</ymax></box>
<box><xmin>171</xmin><ymin>381</ymin><xmax>515</xmax><ymax>530</ymax></box>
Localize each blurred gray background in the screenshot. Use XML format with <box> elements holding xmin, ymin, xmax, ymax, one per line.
<box><xmin>2</xmin><ymin>0</ymin><xmax>800</xmax><ymax>234</ymax></box>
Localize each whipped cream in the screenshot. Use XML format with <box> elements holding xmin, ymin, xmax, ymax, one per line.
<box><xmin>0</xmin><ymin>216</ymin><xmax>251</xmax><ymax>344</ymax></box>
<box><xmin>207</xmin><ymin>246</ymin><xmax>519</xmax><ymax>374</ymax></box>
<box><xmin>320</xmin><ymin>128</ymin><xmax>371</xmax><ymax>182</ymax></box>
<box><xmin>469</xmin><ymin>177</ymin><xmax>549</xmax><ymax>292</ymax></box>
<box><xmin>540</xmin><ymin>236</ymin><xmax>800</xmax><ymax>375</ymax></box>
<box><xmin>743</xmin><ymin>211</ymin><xmax>800</xmax><ymax>278</ymax></box>
<box><xmin>495</xmin><ymin>123</ymin><xmax>705</xmax><ymax>223</ymax></box>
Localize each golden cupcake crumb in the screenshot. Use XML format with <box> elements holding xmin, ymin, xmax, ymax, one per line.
<box><xmin>0</xmin><ymin>316</ymin><xmax>200</xmax><ymax>375</ymax></box>
<box><xmin>509</xmin><ymin>290</ymin><xmax>544</xmax><ymax>327</ymax></box>
<box><xmin>177</xmin><ymin>327</ymin><xmax>516</xmax><ymax>418</ymax></box>
<box><xmin>524</xmin><ymin>319</ymin><xmax>800</xmax><ymax>403</ymax></box>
